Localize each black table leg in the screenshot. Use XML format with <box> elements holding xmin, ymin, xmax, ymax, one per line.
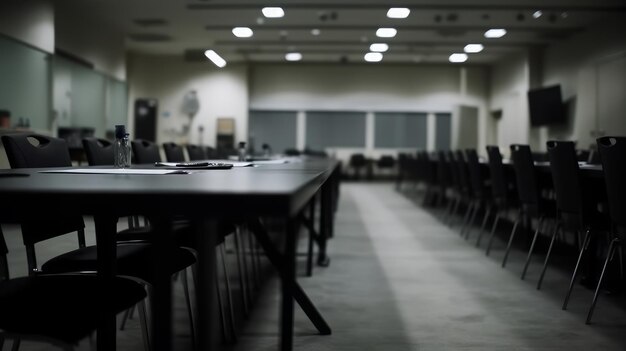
<box><xmin>248</xmin><ymin>219</ymin><xmax>332</xmax><ymax>336</ymax></box>
<box><xmin>195</xmin><ymin>218</ymin><xmax>218</xmax><ymax>351</ymax></box>
<box><xmin>318</xmin><ymin>181</ymin><xmax>332</xmax><ymax>267</ymax></box>
<box><xmin>94</xmin><ymin>214</ymin><xmax>118</xmax><ymax>351</ymax></box>
<box><xmin>149</xmin><ymin>215</ymin><xmax>175</xmax><ymax>351</ymax></box>
<box><xmin>281</xmin><ymin>218</ymin><xmax>297</xmax><ymax>351</ymax></box>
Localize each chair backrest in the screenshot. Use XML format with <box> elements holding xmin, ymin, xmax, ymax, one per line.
<box><xmin>205</xmin><ymin>146</ymin><xmax>216</xmax><ymax>159</ymax></box>
<box><xmin>597</xmin><ymin>136</ymin><xmax>626</xmax><ymax>228</ymax></box>
<box><xmin>162</xmin><ymin>142</ymin><xmax>185</xmax><ymax>162</ymax></box>
<box><xmin>486</xmin><ymin>146</ymin><xmax>507</xmax><ymax>201</ymax></box>
<box><xmin>1</xmin><ymin>134</ymin><xmax>72</xmax><ymax>168</ymax></box>
<box><xmin>377</xmin><ymin>155</ymin><xmax>395</xmax><ymax>168</ymax></box>
<box><xmin>454</xmin><ymin>150</ymin><xmax>472</xmax><ymax>196</ymax></box>
<box><xmin>82</xmin><ymin>137</ymin><xmax>114</xmax><ymax>166</ymax></box>
<box><xmin>437</xmin><ymin>150</ymin><xmax>452</xmax><ymax>188</ymax></box>
<box><xmin>349</xmin><ymin>153</ymin><xmax>366</xmax><ymax>167</ymax></box>
<box><xmin>510</xmin><ymin>144</ymin><xmax>539</xmax><ymax>206</ymax></box>
<box><xmin>0</xmin><ymin>133</ymin><xmax>85</xmax><ymax>271</ymax></box>
<box><xmin>186</xmin><ymin>144</ymin><xmax>206</xmax><ymax>161</ymax></box>
<box><xmin>465</xmin><ymin>149</ymin><xmax>486</xmax><ymax>199</ymax></box>
<box><xmin>131</xmin><ymin>139</ymin><xmax>161</xmax><ymax>164</ymax></box>
<box><xmin>547</xmin><ymin>140</ymin><xmax>583</xmax><ymax>215</ymax></box>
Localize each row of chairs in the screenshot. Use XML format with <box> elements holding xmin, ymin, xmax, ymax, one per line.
<box><xmin>0</xmin><ymin>134</ymin><xmax>265</xmax><ymax>349</ymax></box>
<box><xmin>82</xmin><ymin>138</ymin><xmax>218</xmax><ymax>165</ymax></box>
<box><xmin>400</xmin><ymin>137</ymin><xmax>626</xmax><ymax>325</ymax></box>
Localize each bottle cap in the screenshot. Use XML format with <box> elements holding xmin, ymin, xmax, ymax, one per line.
<box><xmin>115</xmin><ymin>125</ymin><xmax>126</xmax><ymax>139</ymax></box>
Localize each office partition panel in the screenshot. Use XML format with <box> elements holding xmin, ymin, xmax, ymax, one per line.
<box><xmin>374</xmin><ymin>112</ymin><xmax>427</xmax><ymax>148</ymax></box>
<box><xmin>0</xmin><ymin>36</ymin><xmax>50</xmax><ymax>131</ymax></box>
<box><xmin>305</xmin><ymin>111</ymin><xmax>366</xmax><ymax>149</ymax></box>
<box><xmin>249</xmin><ymin>110</ymin><xmax>298</xmax><ymax>154</ymax></box>
<box><xmin>435</xmin><ymin>113</ymin><xmax>452</xmax><ymax>151</ymax></box>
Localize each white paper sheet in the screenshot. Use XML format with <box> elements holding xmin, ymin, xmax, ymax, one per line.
<box><xmin>39</xmin><ymin>168</ymin><xmax>187</xmax><ymax>175</ymax></box>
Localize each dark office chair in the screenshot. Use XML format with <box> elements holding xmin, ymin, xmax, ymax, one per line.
<box><xmin>586</xmin><ymin>136</ymin><xmax>626</xmax><ymax>324</ymax></box>
<box><xmin>82</xmin><ymin>137</ymin><xmax>114</xmax><ymax>166</ymax></box>
<box><xmin>205</xmin><ymin>146</ymin><xmax>217</xmax><ymax>159</ymax></box>
<box><xmin>483</xmin><ymin>146</ymin><xmax>520</xmax><ymax>253</ymax></box>
<box><xmin>349</xmin><ymin>153</ymin><xmax>367</xmax><ymax>180</ymax></box>
<box><xmin>1</xmin><ymin>133</ymin><xmax>197</xmax><ymax>349</ymax></box>
<box><xmin>436</xmin><ymin>151</ymin><xmax>454</xmax><ymax>218</ymax></box>
<box><xmin>376</xmin><ymin>155</ymin><xmax>395</xmax><ymax>179</ymax></box>
<box><xmin>162</xmin><ymin>142</ymin><xmax>186</xmax><ymax>162</ymax></box>
<box><xmin>186</xmin><ymin>144</ymin><xmax>207</xmax><ymax>161</ymax></box>
<box><xmin>131</xmin><ymin>139</ymin><xmax>161</xmax><ymax>164</ymax></box>
<box><xmin>505</xmin><ymin>144</ymin><xmax>555</xmax><ymax>276</ymax></box>
<box><xmin>0</xmin><ymin>272</ymin><xmax>147</xmax><ymax>350</ymax></box>
<box><xmin>453</xmin><ymin>150</ymin><xmax>474</xmax><ymax>235</ymax></box>
<box><xmin>463</xmin><ymin>149</ymin><xmax>492</xmax><ymax>241</ymax></box>
<box><xmin>540</xmin><ymin>141</ymin><xmax>608</xmax><ymax>293</ymax></box>
<box><xmin>543</xmin><ymin>141</ymin><xmax>608</xmax><ymax>310</ymax></box>
<box><xmin>502</xmin><ymin>144</ymin><xmax>556</xmax><ymax>279</ymax></box>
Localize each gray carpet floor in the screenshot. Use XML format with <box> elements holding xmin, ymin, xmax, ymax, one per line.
<box><xmin>5</xmin><ymin>182</ymin><xmax>626</xmax><ymax>350</ymax></box>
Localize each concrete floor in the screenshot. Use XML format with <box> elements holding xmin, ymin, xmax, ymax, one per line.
<box><xmin>5</xmin><ymin>182</ymin><xmax>626</xmax><ymax>350</ymax></box>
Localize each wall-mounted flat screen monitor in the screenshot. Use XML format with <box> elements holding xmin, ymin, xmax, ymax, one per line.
<box><xmin>527</xmin><ymin>85</ymin><xmax>566</xmax><ymax>126</ymax></box>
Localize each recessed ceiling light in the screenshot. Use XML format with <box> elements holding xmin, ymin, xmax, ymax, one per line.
<box><xmin>376</xmin><ymin>28</ymin><xmax>397</xmax><ymax>38</ymax></box>
<box><xmin>311</xmin><ymin>28</ymin><xmax>321</xmax><ymax>36</ymax></box>
<box><xmin>533</xmin><ymin>10</ymin><xmax>543</xmax><ymax>19</ymax></box>
<box><xmin>370</xmin><ymin>43</ymin><xmax>389</xmax><ymax>52</ymax></box>
<box><xmin>285</xmin><ymin>52</ymin><xmax>302</xmax><ymax>61</ymax></box>
<box><xmin>464</xmin><ymin>44</ymin><xmax>484</xmax><ymax>53</ymax></box>
<box><xmin>387</xmin><ymin>8</ymin><xmax>410</xmax><ymax>19</ymax></box>
<box><xmin>232</xmin><ymin>27</ymin><xmax>253</xmax><ymax>38</ymax></box>
<box><xmin>364</xmin><ymin>52</ymin><xmax>383</xmax><ymax>62</ymax></box>
<box><xmin>204</xmin><ymin>50</ymin><xmax>226</xmax><ymax>68</ymax></box>
<box><xmin>449</xmin><ymin>53</ymin><xmax>468</xmax><ymax>63</ymax></box>
<box><xmin>484</xmin><ymin>28</ymin><xmax>506</xmax><ymax>38</ymax></box>
<box><xmin>262</xmin><ymin>7</ymin><xmax>284</xmax><ymax>18</ymax></box>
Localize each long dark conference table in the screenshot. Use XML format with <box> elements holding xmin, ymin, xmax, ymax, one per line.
<box><xmin>0</xmin><ymin>157</ymin><xmax>341</xmax><ymax>351</ymax></box>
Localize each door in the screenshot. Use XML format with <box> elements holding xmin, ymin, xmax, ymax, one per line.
<box><xmin>134</xmin><ymin>98</ymin><xmax>157</xmax><ymax>141</ymax></box>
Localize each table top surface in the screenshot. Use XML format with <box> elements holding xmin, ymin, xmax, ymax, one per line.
<box><xmin>0</xmin><ymin>157</ymin><xmax>340</xmax><ymax>218</ymax></box>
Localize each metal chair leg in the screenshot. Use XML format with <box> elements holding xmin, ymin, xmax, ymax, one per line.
<box><xmin>137</xmin><ymin>299</ymin><xmax>151</xmax><ymax>351</ymax></box>
<box><xmin>214</xmin><ymin>267</ymin><xmax>229</xmax><ymax>343</ymax></box>
<box><xmin>247</xmin><ymin>228</ymin><xmax>260</xmax><ymax>291</ymax></box>
<box><xmin>563</xmin><ymin>229</ymin><xmax>591</xmax><ymax>310</ymax></box>
<box><xmin>233</xmin><ymin>227</ymin><xmax>249</xmax><ymax>316</ymax></box>
<box><xmin>521</xmin><ymin>217</ymin><xmax>544</xmax><ymax>280</ymax></box>
<box><xmin>460</xmin><ymin>200</ymin><xmax>474</xmax><ymax>236</ymax></box>
<box><xmin>586</xmin><ymin>238</ymin><xmax>619</xmax><ymax>324</ymax></box>
<box><xmin>10</xmin><ymin>339</ymin><xmax>20</xmax><ymax>351</ymax></box>
<box><xmin>475</xmin><ymin>205</ymin><xmax>492</xmax><ymax>247</ymax></box>
<box><xmin>449</xmin><ymin>196</ymin><xmax>461</xmax><ymax>226</ymax></box>
<box><xmin>443</xmin><ymin>195</ymin><xmax>454</xmax><ymax>222</ymax></box>
<box><xmin>181</xmin><ymin>268</ymin><xmax>196</xmax><ymax>349</ymax></box>
<box><xmin>219</xmin><ymin>244</ymin><xmax>237</xmax><ymax>342</ymax></box>
<box><xmin>502</xmin><ymin>211</ymin><xmax>522</xmax><ymax>268</ymax></box>
<box><xmin>485</xmin><ymin>213</ymin><xmax>502</xmax><ymax>256</ymax></box>
<box><xmin>465</xmin><ymin>201</ymin><xmax>480</xmax><ymax>240</ymax></box>
<box><xmin>537</xmin><ymin>222</ymin><xmax>560</xmax><ymax>289</ymax></box>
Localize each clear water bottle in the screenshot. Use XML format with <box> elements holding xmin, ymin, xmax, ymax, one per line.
<box><xmin>114</xmin><ymin>125</ymin><xmax>131</xmax><ymax>168</ymax></box>
<box><xmin>238</xmin><ymin>141</ymin><xmax>247</xmax><ymax>162</ymax></box>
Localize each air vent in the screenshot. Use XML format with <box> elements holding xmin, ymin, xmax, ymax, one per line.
<box><xmin>128</xmin><ymin>33</ymin><xmax>172</xmax><ymax>42</ymax></box>
<box><xmin>133</xmin><ymin>18</ymin><xmax>169</xmax><ymax>27</ymax></box>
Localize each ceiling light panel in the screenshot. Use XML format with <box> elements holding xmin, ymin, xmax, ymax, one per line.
<box><xmin>232</xmin><ymin>27</ymin><xmax>253</xmax><ymax>38</ymax></box>
<box><xmin>449</xmin><ymin>53</ymin><xmax>468</xmax><ymax>63</ymax></box>
<box><xmin>376</xmin><ymin>28</ymin><xmax>397</xmax><ymax>38</ymax></box>
<box><xmin>464</xmin><ymin>44</ymin><xmax>484</xmax><ymax>53</ymax></box>
<box><xmin>262</xmin><ymin>7</ymin><xmax>284</xmax><ymax>18</ymax></box>
<box><xmin>285</xmin><ymin>52</ymin><xmax>302</xmax><ymax>61</ymax></box>
<box><xmin>484</xmin><ymin>29</ymin><xmax>506</xmax><ymax>38</ymax></box>
<box><xmin>370</xmin><ymin>43</ymin><xmax>389</xmax><ymax>52</ymax></box>
<box><xmin>387</xmin><ymin>8</ymin><xmax>410</xmax><ymax>19</ymax></box>
<box><xmin>364</xmin><ymin>52</ymin><xmax>383</xmax><ymax>62</ymax></box>
<box><xmin>204</xmin><ymin>50</ymin><xmax>227</xmax><ymax>68</ymax></box>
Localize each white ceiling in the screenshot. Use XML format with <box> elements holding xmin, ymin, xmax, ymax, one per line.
<box><xmin>55</xmin><ymin>0</ymin><xmax>626</xmax><ymax>65</ymax></box>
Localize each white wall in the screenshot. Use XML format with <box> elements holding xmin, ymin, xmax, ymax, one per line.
<box><xmin>542</xmin><ymin>15</ymin><xmax>626</xmax><ymax>150</ymax></box>
<box><xmin>250</xmin><ymin>63</ymin><xmax>489</xmax><ymax>158</ymax></box>
<box><xmin>127</xmin><ymin>54</ymin><xmax>249</xmax><ymax>147</ymax></box>
<box><xmin>489</xmin><ymin>52</ymin><xmax>530</xmax><ymax>156</ymax></box>
<box><xmin>54</xmin><ymin>3</ymin><xmax>126</xmax><ymax>80</ymax></box>
<box><xmin>0</xmin><ymin>0</ymin><xmax>54</xmax><ymax>53</ymax></box>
